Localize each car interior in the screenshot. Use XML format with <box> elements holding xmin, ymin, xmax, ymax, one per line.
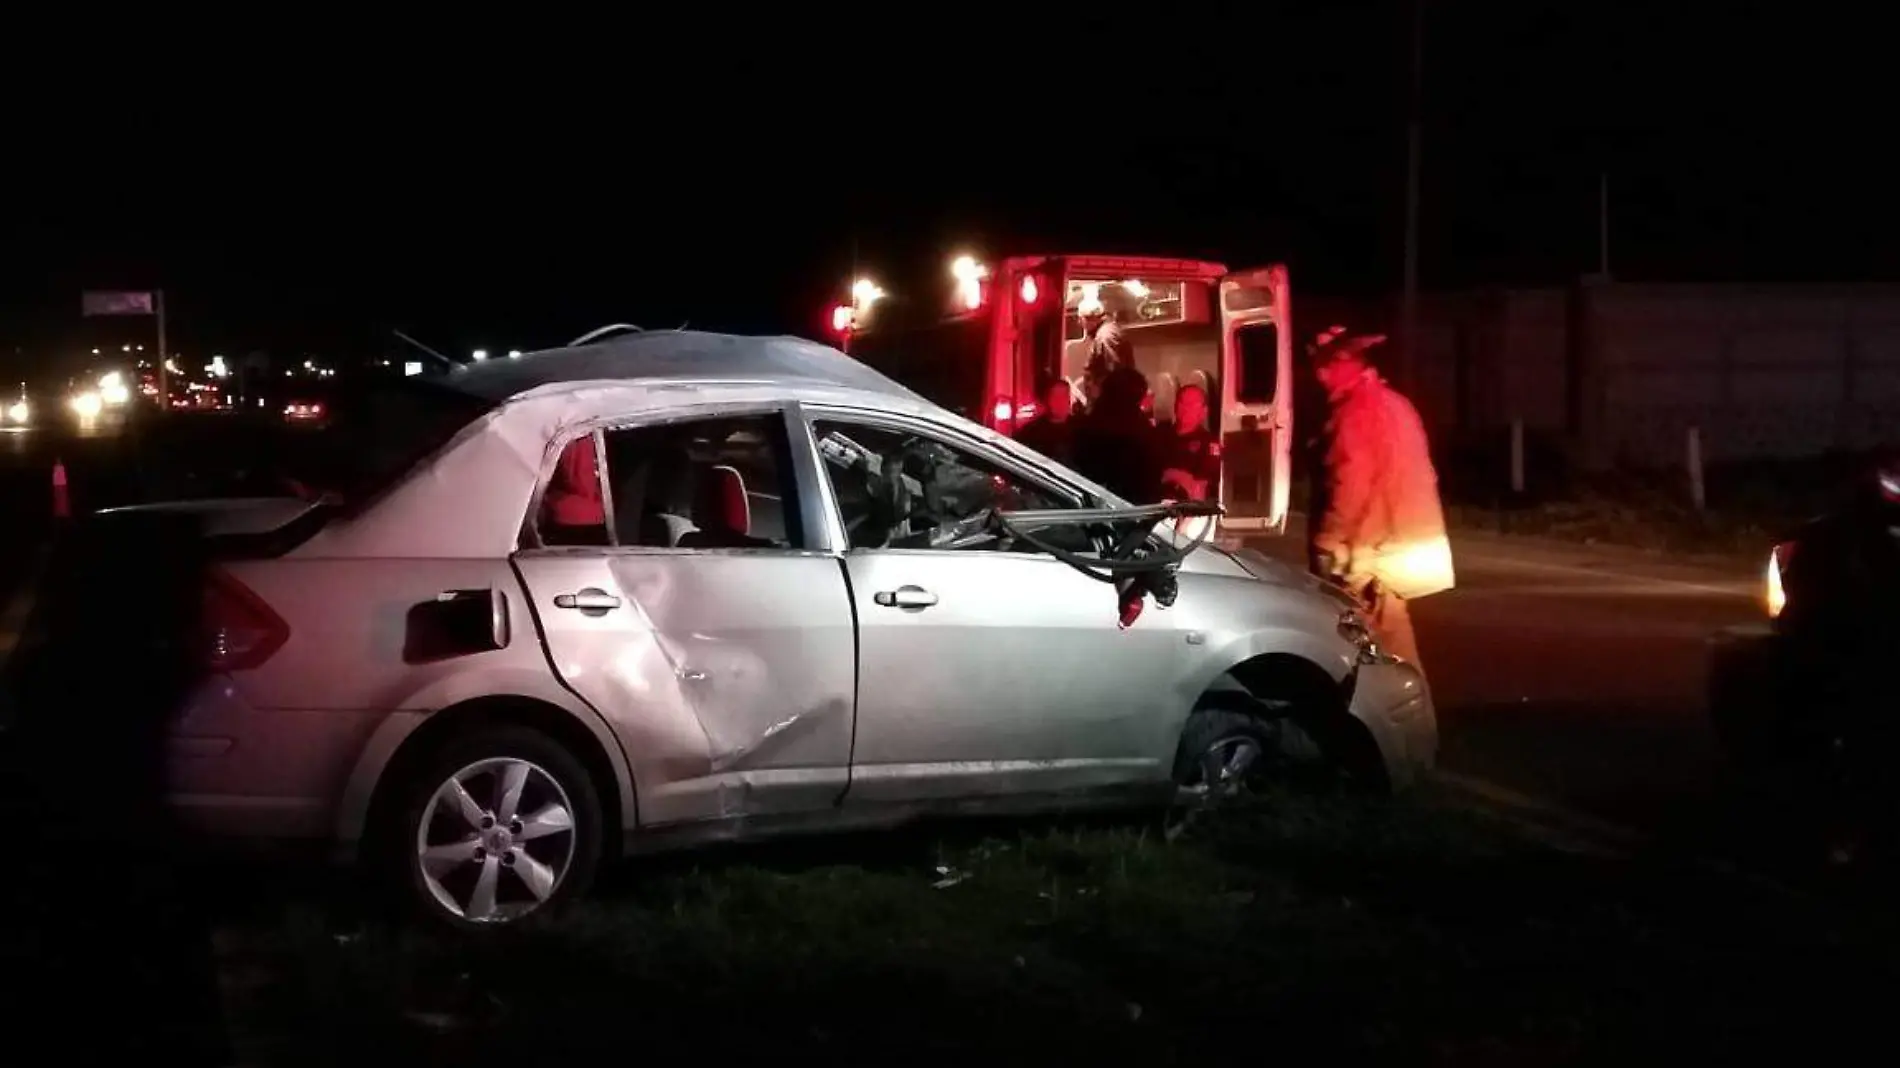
<box><xmin>536</xmin><ymin>419</ymin><xmax>796</xmax><ymax>549</ymax></box>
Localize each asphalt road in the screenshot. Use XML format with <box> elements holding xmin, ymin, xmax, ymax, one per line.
<box><xmin>0</xmin><ymin>429</ymin><xmax>57</xmax><ymax>652</ymax></box>
<box><xmin>1256</xmin><ymin>519</ymin><xmax>1770</xmax><ymax>855</ymax></box>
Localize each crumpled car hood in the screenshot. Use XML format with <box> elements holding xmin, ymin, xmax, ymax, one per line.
<box><xmin>1226</xmin><ymin>546</ymin><xmax>1360</xmax><ymax>609</ymax></box>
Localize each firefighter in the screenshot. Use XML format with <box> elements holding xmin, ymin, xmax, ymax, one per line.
<box><xmin>1302</xmin><ymin>323</ymin><xmax>1350</xmax><ymax>575</ymax></box>
<box><xmin>1015</xmin><ymin>378</ymin><xmax>1079</xmax><ymax>467</ymax></box>
<box><xmin>1310</xmin><ymin>331</ymin><xmax>1453</xmax><ymax>669</ymax></box>
<box><xmin>1157</xmin><ymin>382</ymin><xmax>1219</xmax><ymax>500</ymax></box>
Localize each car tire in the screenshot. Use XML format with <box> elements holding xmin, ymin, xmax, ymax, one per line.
<box><xmin>1172</xmin><ymin>700</ymin><xmax>1285</xmax><ymax>803</ymax></box>
<box><xmin>384</xmin><ymin>724</ymin><xmax>604</xmax><ymax>931</ymax></box>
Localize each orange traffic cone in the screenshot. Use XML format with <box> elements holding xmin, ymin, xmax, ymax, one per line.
<box><xmin>51</xmin><ymin>459</ymin><xmax>69</xmax><ymax>520</ymax></box>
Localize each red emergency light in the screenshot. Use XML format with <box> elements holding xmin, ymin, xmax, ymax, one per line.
<box><xmin>991</xmin><ymin>398</ymin><xmax>1038</xmax><ymax>424</ymax></box>
<box><xmin>1019</xmin><ymin>275</ymin><xmax>1040</xmax><ymax>305</ymax></box>
<box><xmin>829</xmin><ymin>304</ymin><xmax>853</xmax><ymax>334</ymax></box>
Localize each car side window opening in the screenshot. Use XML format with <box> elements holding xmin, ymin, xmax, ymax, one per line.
<box><xmin>538</xmin><ymin>414</ymin><xmax>804</xmax><ymax>550</ymax></box>
<box><xmin>811</xmin><ymin>419</ymin><xmax>1091</xmax><ymax>553</ymax></box>
<box><xmin>539</xmin><ymin>434</ymin><xmax>611</xmax><ymax>547</ymax></box>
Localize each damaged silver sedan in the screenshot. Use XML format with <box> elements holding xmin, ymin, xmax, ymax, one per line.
<box><xmin>159</xmin><ymin>330</ymin><xmax>1435</xmax><ymax>928</ymax></box>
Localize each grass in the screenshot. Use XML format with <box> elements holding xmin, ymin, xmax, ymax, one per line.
<box><xmin>213</xmin><ymin>787</ymin><xmax>1900</xmax><ymax>1065</ymax></box>
<box><xmin>1432</xmin><ymin>447</ymin><xmax>1885</xmax><ymax>558</ymax></box>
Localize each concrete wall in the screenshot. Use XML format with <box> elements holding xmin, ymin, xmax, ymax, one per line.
<box><xmin>1304</xmin><ymin>283</ymin><xmax>1900</xmax><ymax>468</ymax></box>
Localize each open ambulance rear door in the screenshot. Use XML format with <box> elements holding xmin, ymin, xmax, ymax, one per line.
<box><xmin>1215</xmin><ymin>265</ymin><xmax>1292</xmax><ymax>536</ymax></box>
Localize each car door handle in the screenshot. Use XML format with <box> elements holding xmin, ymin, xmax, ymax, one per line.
<box><xmin>553</xmin><ymin>588</ymin><xmax>621</xmax><ymax>613</ymax></box>
<box><xmin>873</xmin><ymin>585</ymin><xmax>938</xmax><ymax>609</ymax></box>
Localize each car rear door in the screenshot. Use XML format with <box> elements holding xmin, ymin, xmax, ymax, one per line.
<box><xmin>510</xmin><ymin>407</ymin><xmax>859</xmax><ymax>829</ymax></box>
<box><xmin>1216</xmin><ymin>265</ymin><xmax>1294</xmax><ymax>536</ymax></box>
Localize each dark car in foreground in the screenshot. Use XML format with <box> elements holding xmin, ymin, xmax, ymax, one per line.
<box><xmin>1709</xmin><ymin>458</ymin><xmax>1900</xmax><ymax>852</ymax></box>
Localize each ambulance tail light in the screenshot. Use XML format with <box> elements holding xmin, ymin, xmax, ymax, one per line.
<box><xmin>992</xmin><ymin>397</ymin><xmax>1038</xmax><ymax>427</ymax></box>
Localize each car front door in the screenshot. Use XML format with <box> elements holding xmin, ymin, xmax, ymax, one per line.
<box><xmin>801</xmin><ymin>407</ymin><xmax>1183</xmax><ymax>805</ymax></box>
<box><xmin>510</xmin><ymin>406</ymin><xmax>858</xmax><ymax>828</ymax></box>
<box><xmin>1217</xmin><ymin>264</ymin><xmax>1294</xmax><ymax>536</ymax></box>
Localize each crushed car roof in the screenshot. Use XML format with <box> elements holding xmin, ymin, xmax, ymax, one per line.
<box><xmin>438</xmin><ymin>330</ymin><xmax>928</xmax><ymax>405</ymax></box>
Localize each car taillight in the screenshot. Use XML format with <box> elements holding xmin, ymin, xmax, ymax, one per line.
<box><xmin>203</xmin><ymin>568</ymin><xmax>290</xmax><ymax>671</ymax></box>
<box><xmin>1765</xmin><ymin>541</ymin><xmax>1795</xmax><ymax>619</ymax></box>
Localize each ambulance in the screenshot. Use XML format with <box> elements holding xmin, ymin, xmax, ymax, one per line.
<box><xmin>830</xmin><ymin>252</ymin><xmax>1294</xmax><ymax>536</ymax></box>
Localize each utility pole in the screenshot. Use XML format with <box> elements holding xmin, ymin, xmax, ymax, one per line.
<box><xmin>1597</xmin><ymin>171</ymin><xmax>1611</xmax><ymax>279</ymax></box>
<box><xmin>1399</xmin><ymin>0</ymin><xmax>1425</xmax><ymax>394</ymax></box>
<box><xmin>155</xmin><ymin>289</ymin><xmax>170</xmax><ymax>412</ymax></box>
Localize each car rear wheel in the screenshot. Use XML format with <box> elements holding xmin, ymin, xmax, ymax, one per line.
<box><xmin>388</xmin><ymin>725</ymin><xmax>603</xmax><ymax>930</ymax></box>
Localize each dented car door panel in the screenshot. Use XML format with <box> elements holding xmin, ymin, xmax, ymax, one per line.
<box><xmin>512</xmin><ymin>549</ymin><xmax>856</xmax><ymax>826</ymax></box>
<box><xmin>836</xmin><ymin>549</ymin><xmax>1182</xmax><ymax>804</ymax></box>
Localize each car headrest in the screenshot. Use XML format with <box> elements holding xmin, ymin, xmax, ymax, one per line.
<box><xmin>700</xmin><ymin>465</ymin><xmax>750</xmax><ymax>535</ymax></box>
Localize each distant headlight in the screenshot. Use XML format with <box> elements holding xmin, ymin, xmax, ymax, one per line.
<box><xmin>5</xmin><ymin>400</ymin><xmax>26</xmax><ymax>424</ymax></box>
<box><xmin>1765</xmin><ymin>541</ymin><xmax>1794</xmax><ymax>619</ymax></box>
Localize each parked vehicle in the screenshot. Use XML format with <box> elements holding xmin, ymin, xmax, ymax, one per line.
<box><xmin>1709</xmin><ymin>458</ymin><xmax>1900</xmax><ymax>854</ymax></box>
<box><xmin>76</xmin><ymin>331</ymin><xmax>1435</xmax><ymax>928</ymax></box>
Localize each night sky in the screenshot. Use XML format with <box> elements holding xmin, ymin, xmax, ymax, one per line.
<box><xmin>1</xmin><ymin>2</ymin><xmax>1881</xmax><ymax>376</ymax></box>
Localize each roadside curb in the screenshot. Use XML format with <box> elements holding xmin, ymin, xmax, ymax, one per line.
<box><xmin>1439</xmin><ymin>522</ymin><xmax>1762</xmax><ymax>573</ymax></box>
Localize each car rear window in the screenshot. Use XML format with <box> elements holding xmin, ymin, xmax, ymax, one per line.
<box><xmin>294</xmin><ymin>379</ymin><xmax>495</xmax><ymax>508</ymax></box>
<box><xmin>113</xmin><ymin>379</ymin><xmax>492</xmax><ymax>511</ymax></box>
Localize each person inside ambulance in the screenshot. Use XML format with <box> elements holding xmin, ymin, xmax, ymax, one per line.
<box><xmin>1073</xmin><ymin>360</ymin><xmax>1160</xmax><ymax>503</ymax></box>
<box><xmin>1014</xmin><ymin>378</ymin><xmax>1079</xmax><ymax>467</ymax></box>
<box><xmin>1310</xmin><ymin>331</ymin><xmax>1454</xmax><ymax>669</ymax></box>
<box><xmin>1077</xmin><ymin>299</ymin><xmax>1132</xmax><ymax>406</ymax></box>
<box><xmin>1157</xmin><ymin>382</ymin><xmax>1219</xmax><ymax>500</ymax></box>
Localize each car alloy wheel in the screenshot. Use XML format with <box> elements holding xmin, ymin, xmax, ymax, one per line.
<box><xmin>397</xmin><ymin>722</ymin><xmax>604</xmax><ymax>923</ymax></box>
<box><xmin>414</xmin><ymin>755</ymin><xmax>579</xmax><ymax>924</ymax></box>
<box><xmin>1172</xmin><ymin>704</ymin><xmax>1284</xmax><ymax>806</ymax></box>
<box><xmin>1180</xmin><ymin>734</ymin><xmax>1266</xmax><ymax>801</ymax></box>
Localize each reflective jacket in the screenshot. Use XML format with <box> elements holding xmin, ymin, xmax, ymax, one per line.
<box><xmin>1313</xmin><ymin>370</ymin><xmax>1455</xmax><ymax>599</ymax></box>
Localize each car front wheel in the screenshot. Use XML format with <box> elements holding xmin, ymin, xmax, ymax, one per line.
<box><xmin>389</xmin><ymin>725</ymin><xmax>603</xmax><ymax>929</ymax></box>
<box><xmin>1173</xmin><ymin>704</ymin><xmax>1285</xmax><ymax>803</ymax></box>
